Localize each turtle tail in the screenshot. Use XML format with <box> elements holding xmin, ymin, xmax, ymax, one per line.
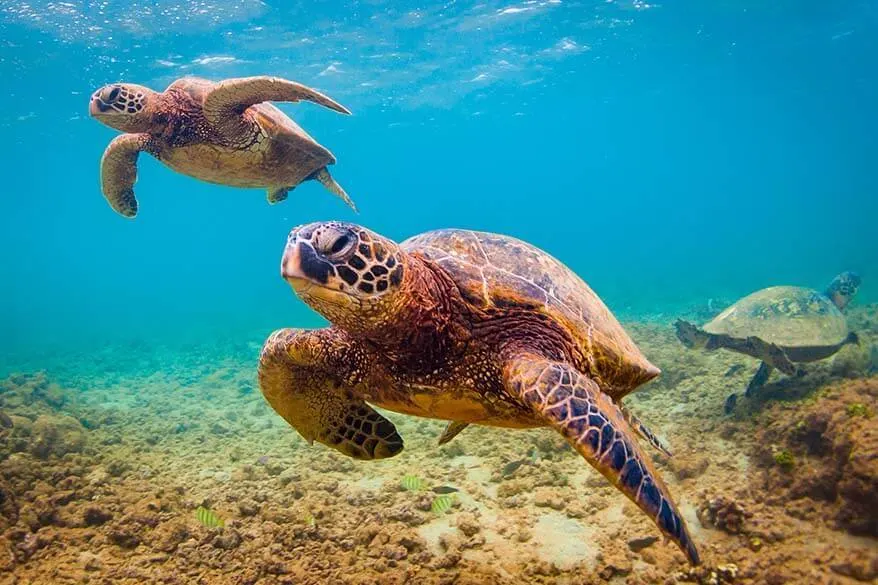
<box><xmin>310</xmin><ymin>167</ymin><xmax>358</xmax><ymax>213</ymax></box>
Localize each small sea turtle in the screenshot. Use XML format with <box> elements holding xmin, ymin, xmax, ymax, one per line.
<box><xmin>675</xmin><ymin>272</ymin><xmax>861</xmax><ymax>412</ymax></box>
<box><xmin>258</xmin><ymin>222</ymin><xmax>700</xmax><ymax>565</ymax></box>
<box><xmin>89</xmin><ymin>76</ymin><xmax>355</xmax><ymax>218</ymax></box>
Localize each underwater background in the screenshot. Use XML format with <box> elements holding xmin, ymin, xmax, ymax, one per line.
<box><xmin>1</xmin><ymin>1</ymin><xmax>877</xmax><ymax>584</ymax></box>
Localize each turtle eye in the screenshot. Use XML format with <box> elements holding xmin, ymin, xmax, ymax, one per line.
<box><xmin>101</xmin><ymin>86</ymin><xmax>121</xmax><ymax>103</ymax></box>
<box><xmin>328</xmin><ymin>233</ymin><xmax>352</xmax><ymax>256</ymax></box>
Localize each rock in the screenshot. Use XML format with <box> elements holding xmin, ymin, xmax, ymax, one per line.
<box><xmin>830</xmin><ymin>556</ymin><xmax>878</xmax><ymax>582</ymax></box>
<box><xmin>29</xmin><ymin>415</ymin><xmax>87</xmax><ymax>459</ymax></box>
<box><xmin>83</xmin><ymin>506</ymin><xmax>112</xmax><ymax>526</ymax></box>
<box><xmin>455</xmin><ymin>513</ymin><xmax>481</xmax><ymax>537</ymax></box>
<box><xmin>0</xmin><ymin>480</ymin><xmax>19</xmax><ymax>528</ymax></box>
<box><xmin>238</xmin><ymin>501</ymin><xmax>259</xmax><ymax>517</ymax></box>
<box><xmin>669</xmin><ymin>455</ymin><xmax>709</xmax><ymax>481</ymax></box>
<box><xmin>533</xmin><ymin>489</ymin><xmax>565</xmax><ymax>510</ymax></box>
<box><xmin>210</xmin><ymin>422</ymin><xmax>230</xmax><ymax>435</ymax></box>
<box><xmin>212</xmin><ymin>528</ymin><xmax>242</xmax><ymax>549</ymax></box>
<box><xmin>836</xmin><ymin>417</ymin><xmax>878</xmax><ymax>535</ymax></box>
<box><xmin>598</xmin><ymin>548</ymin><xmax>633</xmax><ymax>580</ymax></box>
<box><xmin>151</xmin><ymin>521</ymin><xmax>190</xmax><ymax>553</ymax></box>
<box><xmin>754</xmin><ymin>377</ymin><xmax>878</xmax><ymax>537</ymax></box>
<box><xmin>78</xmin><ymin>551</ymin><xmax>103</xmax><ymax>571</ymax></box>
<box><xmin>696</xmin><ymin>495</ymin><xmax>751</xmax><ymax>534</ymax></box>
<box><xmin>41</xmin><ymin>383</ymin><xmax>67</xmax><ymax>408</ymax></box>
<box><xmin>106</xmin><ymin>459</ymin><xmax>130</xmax><ymax>477</ymax></box>
<box><xmin>831</xmin><ymin>343</ymin><xmax>871</xmax><ymax>378</ymax></box>
<box><xmin>627</xmin><ymin>535</ymin><xmax>659</xmax><ymax>552</ymax></box>
<box><xmin>107</xmin><ymin>519</ymin><xmax>142</xmax><ymax>549</ymax></box>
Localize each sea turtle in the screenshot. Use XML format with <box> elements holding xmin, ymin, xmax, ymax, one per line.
<box><xmin>258</xmin><ymin>221</ymin><xmax>700</xmax><ymax>565</ymax></box>
<box><xmin>675</xmin><ymin>272</ymin><xmax>861</xmax><ymax>413</ymax></box>
<box><xmin>88</xmin><ymin>76</ymin><xmax>355</xmax><ymax>218</ymax></box>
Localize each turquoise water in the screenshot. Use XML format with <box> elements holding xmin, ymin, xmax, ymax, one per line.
<box><xmin>1</xmin><ymin>3</ymin><xmax>877</xmax><ymax>582</ymax></box>
<box><xmin>1</xmin><ymin>1</ymin><xmax>875</xmax><ymax>364</ymax></box>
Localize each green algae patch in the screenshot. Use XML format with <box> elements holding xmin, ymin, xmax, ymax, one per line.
<box><xmin>773</xmin><ymin>450</ymin><xmax>795</xmax><ymax>470</ymax></box>
<box><xmin>846</xmin><ymin>403</ymin><xmax>872</xmax><ymax>418</ymax></box>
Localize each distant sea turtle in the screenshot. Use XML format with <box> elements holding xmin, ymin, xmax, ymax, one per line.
<box><xmin>258</xmin><ymin>222</ymin><xmax>700</xmax><ymax>565</ymax></box>
<box><xmin>89</xmin><ymin>76</ymin><xmax>355</xmax><ymax>218</ymax></box>
<box><xmin>675</xmin><ymin>272</ymin><xmax>861</xmax><ymax>412</ymax></box>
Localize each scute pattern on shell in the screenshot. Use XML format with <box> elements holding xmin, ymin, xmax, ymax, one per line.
<box><xmin>401</xmin><ymin>229</ymin><xmax>656</xmax><ymax>384</ymax></box>
<box><xmin>704</xmin><ymin>286</ymin><xmax>850</xmax><ymax>348</ymax></box>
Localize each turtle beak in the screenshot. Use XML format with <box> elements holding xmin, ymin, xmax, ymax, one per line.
<box><xmin>89</xmin><ymin>97</ymin><xmax>105</xmax><ymax>117</ymax></box>
<box><xmin>281</xmin><ymin>239</ymin><xmax>335</xmax><ymax>294</ymax></box>
<box><xmin>281</xmin><ymin>242</ymin><xmax>310</xmax><ymax>291</ymax></box>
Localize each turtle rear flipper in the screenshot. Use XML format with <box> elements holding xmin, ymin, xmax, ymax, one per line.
<box><xmin>267</xmin><ymin>186</ymin><xmax>291</xmax><ymax>204</ymax></box>
<box><xmin>309</xmin><ymin>167</ymin><xmax>358</xmax><ymax>212</ymax></box>
<box><xmin>504</xmin><ymin>355</ymin><xmax>700</xmax><ymax>566</ymax></box>
<box><xmin>438</xmin><ymin>421</ymin><xmax>470</xmax><ymax>446</ymax></box>
<box><xmin>258</xmin><ymin>328</ymin><xmax>403</xmax><ymax>460</ymax></box>
<box><xmin>619</xmin><ymin>405</ymin><xmax>673</xmax><ymax>458</ymax></box>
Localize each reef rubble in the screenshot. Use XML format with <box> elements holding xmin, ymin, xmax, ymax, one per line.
<box><xmin>0</xmin><ymin>307</ymin><xmax>876</xmax><ymax>584</ymax></box>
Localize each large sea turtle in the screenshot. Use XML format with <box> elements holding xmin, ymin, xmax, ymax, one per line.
<box><xmin>89</xmin><ymin>76</ymin><xmax>354</xmax><ymax>218</ymax></box>
<box><xmin>258</xmin><ymin>221</ymin><xmax>700</xmax><ymax>565</ymax></box>
<box><xmin>675</xmin><ymin>272</ymin><xmax>861</xmax><ymax>413</ymax></box>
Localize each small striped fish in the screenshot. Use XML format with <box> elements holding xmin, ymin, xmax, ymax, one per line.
<box><xmin>400</xmin><ymin>475</ymin><xmax>425</xmax><ymax>491</ymax></box>
<box><xmin>195</xmin><ymin>506</ymin><xmax>225</xmax><ymax>528</ymax></box>
<box><xmin>431</xmin><ymin>494</ymin><xmax>455</xmax><ymax>515</ymax></box>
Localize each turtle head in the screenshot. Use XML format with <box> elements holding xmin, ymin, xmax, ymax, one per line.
<box><xmin>281</xmin><ymin>222</ymin><xmax>406</xmax><ymax>333</ymax></box>
<box><xmin>89</xmin><ymin>83</ymin><xmax>158</xmax><ymax>133</ymax></box>
<box><xmin>825</xmin><ymin>271</ymin><xmax>861</xmax><ymax>311</ymax></box>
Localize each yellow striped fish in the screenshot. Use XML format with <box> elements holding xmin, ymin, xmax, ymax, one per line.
<box><xmin>195</xmin><ymin>506</ymin><xmax>224</xmax><ymax>528</ymax></box>
<box><xmin>431</xmin><ymin>494</ymin><xmax>455</xmax><ymax>514</ymax></box>
<box><xmin>400</xmin><ymin>475</ymin><xmax>425</xmax><ymax>491</ymax></box>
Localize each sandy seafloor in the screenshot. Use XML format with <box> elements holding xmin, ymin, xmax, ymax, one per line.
<box><xmin>1</xmin><ymin>305</ymin><xmax>877</xmax><ymax>585</ymax></box>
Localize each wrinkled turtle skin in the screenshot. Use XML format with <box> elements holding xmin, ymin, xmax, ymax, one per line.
<box><xmin>258</xmin><ymin>222</ymin><xmax>701</xmax><ymax>565</ymax></box>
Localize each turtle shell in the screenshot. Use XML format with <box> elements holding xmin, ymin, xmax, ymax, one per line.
<box><xmin>703</xmin><ymin>286</ymin><xmax>849</xmax><ymax>348</ymax></box>
<box><xmin>166</xmin><ymin>77</ymin><xmax>334</xmax><ymax>162</ymax></box>
<box><xmin>401</xmin><ymin>229</ymin><xmax>659</xmax><ymax>394</ymax></box>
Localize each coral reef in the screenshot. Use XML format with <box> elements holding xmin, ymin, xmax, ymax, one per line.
<box><xmin>750</xmin><ymin>377</ymin><xmax>878</xmax><ymax>536</ymax></box>
<box><xmin>696</xmin><ymin>495</ymin><xmax>751</xmax><ymax>534</ymax></box>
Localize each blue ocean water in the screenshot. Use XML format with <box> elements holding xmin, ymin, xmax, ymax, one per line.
<box><xmin>1</xmin><ymin>0</ymin><xmax>876</xmax><ymax>365</ymax></box>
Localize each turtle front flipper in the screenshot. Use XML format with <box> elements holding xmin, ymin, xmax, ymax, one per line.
<box><xmin>725</xmin><ymin>362</ymin><xmax>775</xmax><ymax>414</ymax></box>
<box><xmin>203</xmin><ymin>76</ymin><xmax>351</xmax><ymax>130</ymax></box>
<box><xmin>676</xmin><ymin>319</ymin><xmax>799</xmax><ymax>376</ymax></box>
<box><xmin>100</xmin><ymin>133</ymin><xmax>154</xmax><ymax>218</ymax></box>
<box><xmin>504</xmin><ymin>355</ymin><xmax>700</xmax><ymax>566</ymax></box>
<box><xmin>740</xmin><ymin>336</ymin><xmax>800</xmax><ymax>376</ymax></box>
<box><xmin>258</xmin><ymin>328</ymin><xmax>403</xmax><ymax>460</ymax></box>
<box><xmin>745</xmin><ymin>361</ymin><xmax>774</xmax><ymax>397</ymax></box>
<box><xmin>674</xmin><ymin>320</ymin><xmax>710</xmax><ymax>349</ymax></box>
